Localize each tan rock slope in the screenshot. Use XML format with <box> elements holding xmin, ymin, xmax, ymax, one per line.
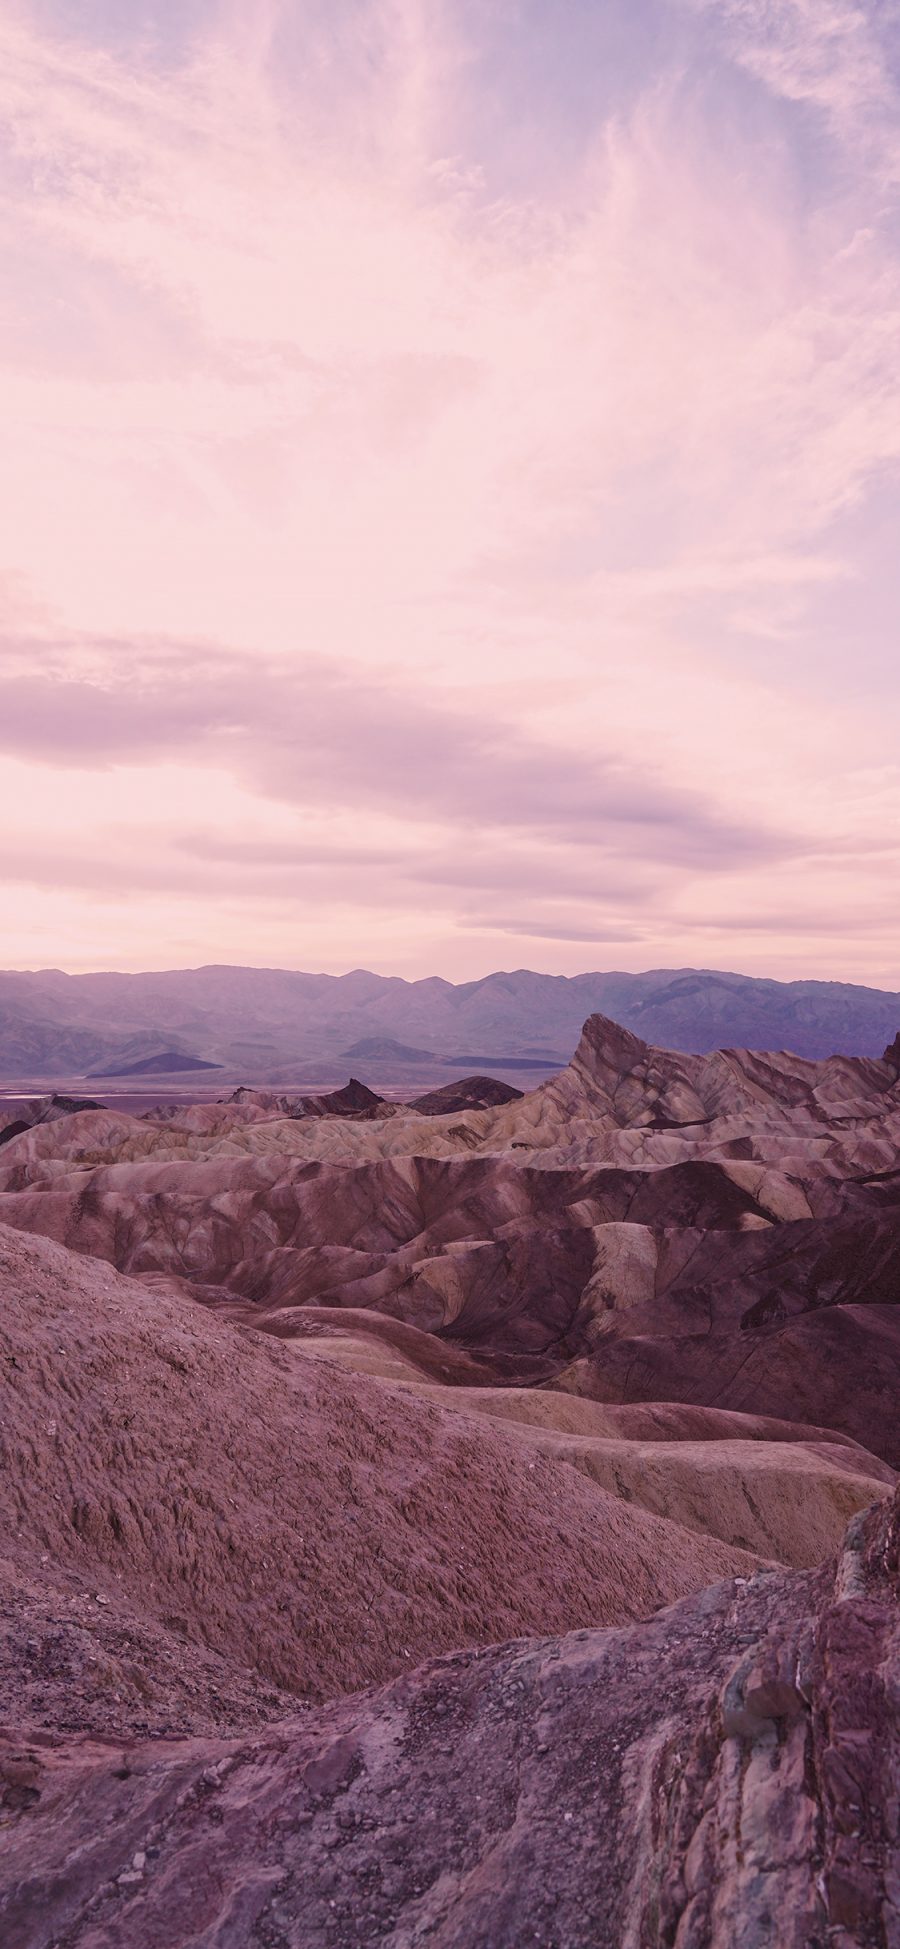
<box><xmin>0</xmin><ymin>1225</ymin><xmax>760</xmax><ymax>1712</ymax></box>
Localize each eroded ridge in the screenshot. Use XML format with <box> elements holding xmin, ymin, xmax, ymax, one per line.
<box><xmin>0</xmin><ymin>1014</ymin><xmax>897</xmax><ymax>1945</ymax></box>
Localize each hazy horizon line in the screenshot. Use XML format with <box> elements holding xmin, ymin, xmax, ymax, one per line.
<box><xmin>3</xmin><ymin>958</ymin><xmax>899</xmax><ymax>995</ymax></box>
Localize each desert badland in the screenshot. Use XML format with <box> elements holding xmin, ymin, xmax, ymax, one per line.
<box><xmin>4</xmin><ymin>0</ymin><xmax>900</xmax><ymax>1934</ymax></box>
<box><xmin>1</xmin><ymin>995</ymin><xmax>898</xmax><ymax>1945</ymax></box>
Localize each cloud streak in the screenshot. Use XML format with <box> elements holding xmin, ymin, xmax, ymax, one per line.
<box><xmin>697</xmin><ymin>0</ymin><xmax>900</xmax><ymax>167</ymax></box>
<box><xmin>1</xmin><ymin>0</ymin><xmax>899</xmax><ymax>979</ymax></box>
<box><xmin>0</xmin><ymin>633</ymin><xmax>795</xmax><ymax>871</ymax></box>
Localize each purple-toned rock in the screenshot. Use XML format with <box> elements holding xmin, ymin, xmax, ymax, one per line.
<box><xmin>1</xmin><ymin>1492</ymin><xmax>896</xmax><ymax>1948</ymax></box>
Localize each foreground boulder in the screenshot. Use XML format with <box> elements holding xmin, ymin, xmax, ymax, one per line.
<box><xmin>2</xmin><ymin>1489</ymin><xmax>896</xmax><ymax>1948</ymax></box>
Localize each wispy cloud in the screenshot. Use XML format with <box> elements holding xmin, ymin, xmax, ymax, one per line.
<box><xmin>695</xmin><ymin>0</ymin><xmax>900</xmax><ymax>169</ymax></box>
<box><xmin>1</xmin><ymin>0</ymin><xmax>899</xmax><ymax>978</ymax></box>
<box><xmin>0</xmin><ymin>632</ymin><xmax>792</xmax><ymax>866</ymax></box>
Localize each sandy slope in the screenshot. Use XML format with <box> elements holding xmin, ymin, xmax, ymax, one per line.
<box><xmin>241</xmin><ymin>1342</ymin><xmax>893</xmax><ymax>1566</ymax></box>
<box><xmin>0</xmin><ymin>1224</ymin><xmax>762</xmax><ymax>1709</ymax></box>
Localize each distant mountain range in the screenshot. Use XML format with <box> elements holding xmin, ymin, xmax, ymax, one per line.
<box><xmin>0</xmin><ymin>962</ymin><xmax>898</xmax><ymax>1081</ymax></box>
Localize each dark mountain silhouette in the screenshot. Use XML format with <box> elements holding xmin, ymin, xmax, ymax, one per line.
<box><xmin>339</xmin><ymin>1036</ymin><xmax>440</xmax><ymax>1062</ymax></box>
<box><xmin>88</xmin><ymin>1051</ymin><xmax>222</xmax><ymax>1077</ymax></box>
<box><xmin>411</xmin><ymin>1076</ymin><xmax>525</xmax><ymax>1114</ymax></box>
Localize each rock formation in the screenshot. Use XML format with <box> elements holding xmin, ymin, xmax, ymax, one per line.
<box><xmin>0</xmin><ymin>1092</ymin><xmax>102</xmax><ymax>1148</ymax></box>
<box><xmin>0</xmin><ymin>1013</ymin><xmax>897</xmax><ymax>1945</ymax></box>
<box><xmin>2</xmin><ymin>1015</ymin><xmax>899</xmax><ymax>1461</ymax></box>
<box><xmin>2</xmin><ymin>1472</ymin><xmax>896</xmax><ymax>1947</ymax></box>
<box><xmin>411</xmin><ymin>1075</ymin><xmax>524</xmax><ymax>1114</ymax></box>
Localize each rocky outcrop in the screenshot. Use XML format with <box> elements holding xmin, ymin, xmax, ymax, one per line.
<box><xmin>2</xmin><ymin>1489</ymin><xmax>895</xmax><ymax>1949</ymax></box>
<box><xmin>542</xmin><ymin>1011</ymin><xmax>900</xmax><ymax>1132</ymax></box>
<box><xmin>410</xmin><ymin>1075</ymin><xmax>524</xmax><ymax>1114</ymax></box>
<box><xmin>883</xmin><ymin>1030</ymin><xmax>900</xmax><ymax>1076</ymax></box>
<box><xmin>0</xmin><ymin>1092</ymin><xmax>101</xmax><ymax>1147</ymax></box>
<box><xmin>228</xmin><ymin>1078</ymin><xmax>392</xmax><ymax>1119</ymax></box>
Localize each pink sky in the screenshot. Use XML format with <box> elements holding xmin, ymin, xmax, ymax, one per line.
<box><xmin>2</xmin><ymin>0</ymin><xmax>900</xmax><ymax>982</ymax></box>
